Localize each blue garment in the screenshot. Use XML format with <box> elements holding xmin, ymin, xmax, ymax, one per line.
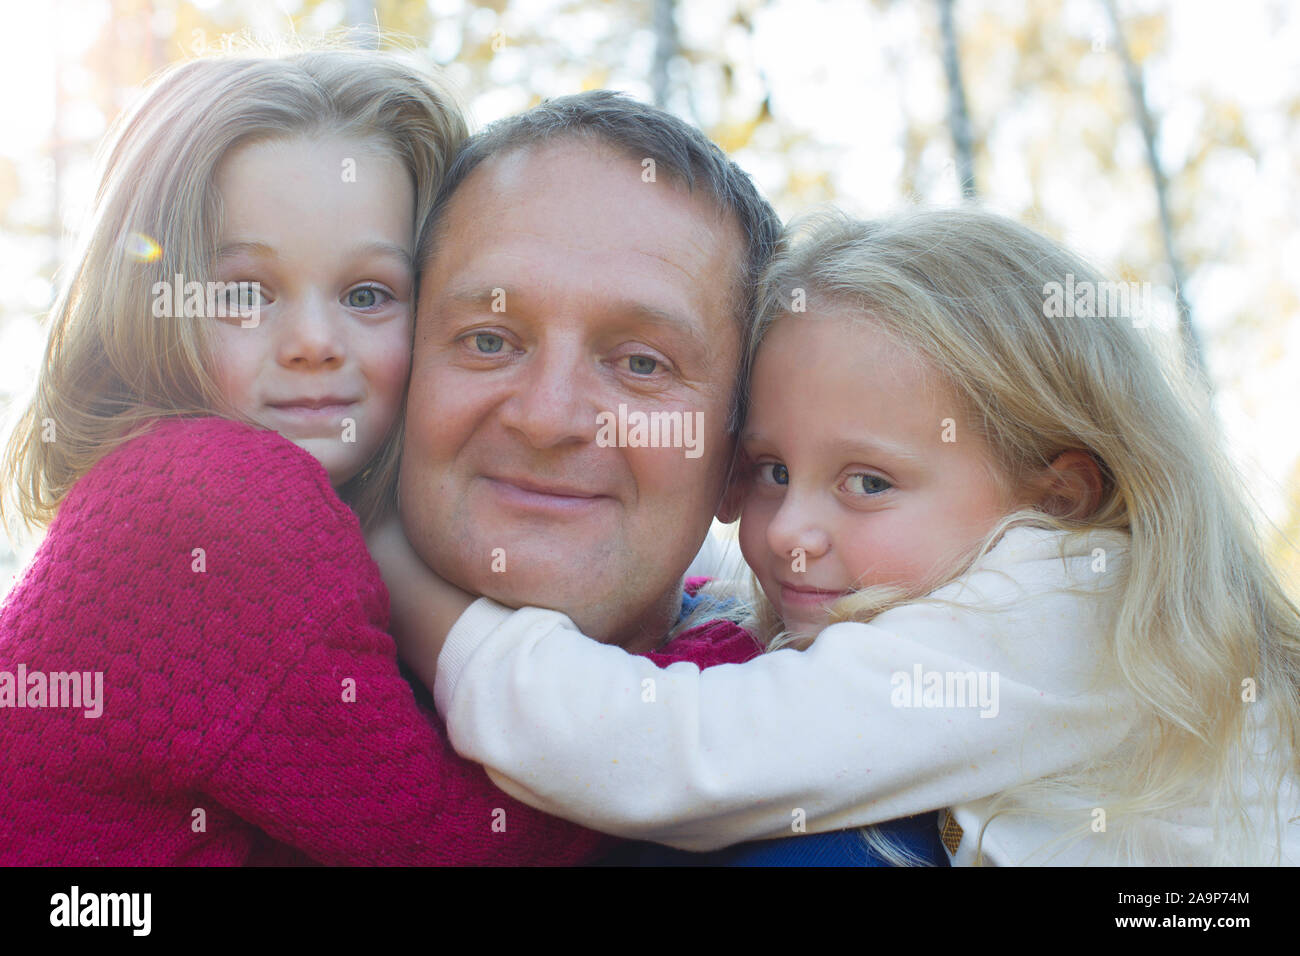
<box><xmin>676</xmin><ymin>581</ymin><xmax>722</xmax><ymax>622</ymax></box>
<box><xmin>596</xmin><ymin>814</ymin><xmax>949</xmax><ymax>867</ymax></box>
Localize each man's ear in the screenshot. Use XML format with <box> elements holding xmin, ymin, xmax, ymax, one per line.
<box><xmin>1033</xmin><ymin>450</ymin><xmax>1104</xmax><ymax>520</ymax></box>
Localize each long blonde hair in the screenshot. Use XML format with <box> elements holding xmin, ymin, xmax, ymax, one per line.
<box><xmin>2</xmin><ymin>43</ymin><xmax>467</xmax><ymax>532</ymax></box>
<box><xmin>746</xmin><ymin>206</ymin><xmax>1300</xmax><ymax>864</ymax></box>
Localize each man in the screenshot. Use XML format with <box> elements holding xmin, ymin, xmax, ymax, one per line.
<box><xmin>386</xmin><ymin>91</ymin><xmax>947</xmax><ymax>866</ymax></box>
<box><xmin>398</xmin><ymin>90</ymin><xmax>779</xmax><ymax>654</ymax></box>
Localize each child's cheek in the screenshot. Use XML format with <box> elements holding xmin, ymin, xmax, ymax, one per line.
<box><xmin>207</xmin><ymin>329</ymin><xmax>259</xmax><ymax>415</ymax></box>
<box><xmin>737</xmin><ymin>493</ymin><xmax>775</xmax><ymax>572</ymax></box>
<box><xmin>370</xmin><ymin>330</ymin><xmax>415</xmax><ymax>426</ymax></box>
<box><xmin>839</xmin><ymin>515</ymin><xmax>940</xmax><ymax>596</ymax></box>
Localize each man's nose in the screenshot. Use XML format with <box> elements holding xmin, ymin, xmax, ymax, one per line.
<box><xmin>765</xmin><ymin>489</ymin><xmax>832</xmax><ymax>565</ymax></box>
<box><xmin>496</xmin><ymin>340</ymin><xmax>596</xmax><ymax>449</ymax></box>
<box><xmin>277</xmin><ymin>293</ymin><xmax>346</xmax><ymax>370</ymax></box>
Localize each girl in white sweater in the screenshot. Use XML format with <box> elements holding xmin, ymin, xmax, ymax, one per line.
<box><xmin>390</xmin><ymin>207</ymin><xmax>1300</xmax><ymax>865</ymax></box>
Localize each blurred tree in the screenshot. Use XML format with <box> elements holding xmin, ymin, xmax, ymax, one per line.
<box><xmin>651</xmin><ymin>0</ymin><xmax>678</xmax><ymax>108</ymax></box>
<box><xmin>1104</xmin><ymin>0</ymin><xmax>1207</xmax><ymax>386</ymax></box>
<box><xmin>345</xmin><ymin>0</ymin><xmax>380</xmax><ymax>48</ymax></box>
<box><xmin>937</xmin><ymin>0</ymin><xmax>978</xmax><ymax>198</ymax></box>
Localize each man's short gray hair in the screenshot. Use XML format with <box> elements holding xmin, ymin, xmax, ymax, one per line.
<box><xmin>417</xmin><ymin>89</ymin><xmax>782</xmax><ymax>434</ymax></box>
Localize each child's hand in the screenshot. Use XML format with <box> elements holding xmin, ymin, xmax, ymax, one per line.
<box><xmin>365</xmin><ymin>515</ymin><xmax>476</xmax><ymax>691</ymax></box>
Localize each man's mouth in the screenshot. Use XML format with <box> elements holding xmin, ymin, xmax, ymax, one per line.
<box><xmin>483</xmin><ymin>475</ymin><xmax>612</xmax><ymax>514</ymax></box>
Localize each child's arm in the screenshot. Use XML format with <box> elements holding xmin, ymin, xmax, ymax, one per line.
<box><xmin>430</xmin><ymin>529</ymin><xmax>1139</xmax><ymax>852</ymax></box>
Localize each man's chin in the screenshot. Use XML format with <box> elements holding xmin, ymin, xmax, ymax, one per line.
<box><xmin>443</xmin><ymin>567</ymin><xmax>588</xmax><ymax>619</ymax></box>
<box><xmin>429</xmin><ymin>542</ymin><xmax>686</xmax><ymax>648</ymax></box>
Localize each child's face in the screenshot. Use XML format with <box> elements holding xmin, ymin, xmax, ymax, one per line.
<box><xmin>737</xmin><ymin>305</ymin><xmax>1027</xmax><ymax>639</ymax></box>
<box><xmin>207</xmin><ymin>135</ymin><xmax>414</xmax><ymax>485</ymax></box>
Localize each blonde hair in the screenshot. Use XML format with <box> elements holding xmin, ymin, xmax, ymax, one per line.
<box><xmin>744</xmin><ymin>206</ymin><xmax>1300</xmax><ymax>864</ymax></box>
<box><xmin>2</xmin><ymin>43</ymin><xmax>467</xmax><ymax>532</ymax></box>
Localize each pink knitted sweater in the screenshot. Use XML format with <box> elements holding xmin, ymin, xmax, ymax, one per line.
<box><xmin>0</xmin><ymin>417</ymin><xmax>760</xmax><ymax>865</ymax></box>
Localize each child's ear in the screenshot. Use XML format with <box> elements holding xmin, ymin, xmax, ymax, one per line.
<box><xmin>1033</xmin><ymin>450</ymin><xmax>1104</xmax><ymax>520</ymax></box>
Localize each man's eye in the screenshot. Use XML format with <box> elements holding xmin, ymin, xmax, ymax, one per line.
<box><xmin>345</xmin><ymin>285</ymin><xmax>388</xmax><ymax>309</ymax></box>
<box><xmin>474</xmin><ymin>333</ymin><xmax>505</xmax><ymax>354</ymax></box>
<box><xmin>844</xmin><ymin>473</ymin><xmax>891</xmax><ymax>495</ymax></box>
<box><xmin>627</xmin><ymin>355</ymin><xmax>658</xmax><ymax>375</ymax></box>
<box><xmin>757</xmin><ymin>462</ymin><xmax>789</xmax><ymax>486</ymax></box>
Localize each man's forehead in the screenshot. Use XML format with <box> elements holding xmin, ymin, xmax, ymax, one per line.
<box><xmin>421</xmin><ymin>139</ymin><xmax>747</xmax><ymax>325</ymax></box>
<box><xmin>430</xmin><ymin>137</ymin><xmax>744</xmax><ymax>263</ymax></box>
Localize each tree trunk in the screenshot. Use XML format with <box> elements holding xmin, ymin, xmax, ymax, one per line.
<box><xmin>937</xmin><ymin>0</ymin><xmax>978</xmax><ymax>199</ymax></box>
<box><xmin>651</xmin><ymin>0</ymin><xmax>678</xmax><ymax>109</ymax></box>
<box><xmin>1103</xmin><ymin>0</ymin><xmax>1209</xmax><ymax>387</ymax></box>
<box><xmin>345</xmin><ymin>0</ymin><xmax>379</xmax><ymax>49</ymax></box>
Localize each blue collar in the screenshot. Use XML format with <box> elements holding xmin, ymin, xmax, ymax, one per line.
<box><xmin>677</xmin><ymin>585</ymin><xmax>708</xmax><ymax>624</ymax></box>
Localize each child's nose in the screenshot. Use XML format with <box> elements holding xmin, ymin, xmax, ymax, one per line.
<box><xmin>765</xmin><ymin>493</ymin><xmax>832</xmax><ymax>565</ymax></box>
<box><xmin>278</xmin><ymin>295</ymin><xmax>346</xmax><ymax>369</ymax></box>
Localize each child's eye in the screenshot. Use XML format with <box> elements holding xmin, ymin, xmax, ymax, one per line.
<box><xmin>756</xmin><ymin>462</ymin><xmax>789</xmax><ymax>486</ymax></box>
<box><xmin>212</xmin><ymin>282</ymin><xmax>268</xmax><ymax>322</ymax></box>
<box><xmin>220</xmin><ymin>283</ymin><xmax>265</xmax><ymax>308</ymax></box>
<box><xmin>344</xmin><ymin>285</ymin><xmax>391</xmax><ymax>309</ymax></box>
<box><xmin>843</xmin><ymin>473</ymin><xmax>891</xmax><ymax>495</ymax></box>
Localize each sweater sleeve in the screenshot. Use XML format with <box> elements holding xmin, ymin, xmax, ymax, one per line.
<box><xmin>433</xmin><ymin>529</ymin><xmax>1140</xmax><ymax>852</ymax></box>
<box><xmin>59</xmin><ymin>417</ymin><xmax>609</xmax><ymax>865</ymax></box>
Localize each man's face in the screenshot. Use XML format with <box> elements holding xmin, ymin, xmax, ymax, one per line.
<box><xmin>401</xmin><ymin>140</ymin><xmax>746</xmax><ymax>649</ymax></box>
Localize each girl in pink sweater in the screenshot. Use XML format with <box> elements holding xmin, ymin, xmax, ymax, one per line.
<box><xmin>0</xmin><ymin>49</ymin><xmax>756</xmax><ymax>866</ymax></box>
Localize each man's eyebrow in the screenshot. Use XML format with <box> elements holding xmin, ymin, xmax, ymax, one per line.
<box><xmin>610</xmin><ymin>301</ymin><xmax>711</xmax><ymax>350</ymax></box>
<box><xmin>442</xmin><ymin>288</ymin><xmax>709</xmax><ymax>343</ymax></box>
<box><xmin>443</xmin><ymin>287</ymin><xmax>503</xmax><ymax>308</ymax></box>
